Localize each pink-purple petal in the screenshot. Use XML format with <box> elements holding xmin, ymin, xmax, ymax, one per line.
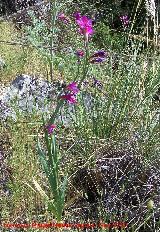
<box><xmin>46</xmin><ymin>124</ymin><xmax>56</xmax><ymax>135</ymax></box>
<box><xmin>60</xmin><ymin>94</ymin><xmax>77</xmax><ymax>104</ymax></box>
<box><xmin>66</xmin><ymin>82</ymin><xmax>80</xmax><ymax>94</ymax></box>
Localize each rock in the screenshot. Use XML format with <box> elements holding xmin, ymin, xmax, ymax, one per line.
<box><xmin>0</xmin><ymin>101</ymin><xmax>17</xmax><ymax>122</ymax></box>
<box><xmin>0</xmin><ymin>57</ymin><xmax>6</xmax><ymax>69</ymax></box>
<box><xmin>0</xmin><ymin>74</ymin><xmax>96</xmax><ymax>125</ymax></box>
<box><xmin>0</xmin><ymin>74</ymin><xmax>61</xmax><ymax>121</ymax></box>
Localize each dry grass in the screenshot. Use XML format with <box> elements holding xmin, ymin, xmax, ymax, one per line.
<box><xmin>0</xmin><ymin>21</ymin><xmax>48</xmax><ymax>84</ymax></box>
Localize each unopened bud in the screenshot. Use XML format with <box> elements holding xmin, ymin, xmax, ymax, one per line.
<box><xmin>147</xmin><ymin>200</ymin><xmax>154</xmax><ymax>210</ymax></box>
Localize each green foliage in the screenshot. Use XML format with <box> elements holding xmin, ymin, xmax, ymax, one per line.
<box><xmin>37</xmin><ymin>126</ymin><xmax>67</xmax><ymax>222</ymax></box>
<box><xmin>93</xmin><ymin>22</ymin><xmax>126</xmax><ymax>50</ymax></box>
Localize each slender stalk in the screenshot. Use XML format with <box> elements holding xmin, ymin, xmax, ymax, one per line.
<box><xmin>49</xmin><ymin>0</ymin><xmax>58</xmax><ymax>82</ymax></box>
<box><xmin>129</xmin><ymin>0</ymin><xmax>143</xmax><ymax>35</ymax></box>
<box><xmin>78</xmin><ymin>40</ymin><xmax>89</xmax><ymax>88</ymax></box>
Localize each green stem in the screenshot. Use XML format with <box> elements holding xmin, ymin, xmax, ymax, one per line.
<box><xmin>74</xmin><ymin>61</ymin><xmax>80</xmax><ymax>82</ymax></box>
<box><xmin>49</xmin><ymin>98</ymin><xmax>64</xmax><ymax>125</ymax></box>
<box><xmin>78</xmin><ymin>40</ymin><xmax>89</xmax><ymax>88</ymax></box>
<box><xmin>50</xmin><ymin>0</ymin><xmax>58</xmax><ymax>81</ymax></box>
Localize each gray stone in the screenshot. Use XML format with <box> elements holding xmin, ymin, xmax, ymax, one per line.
<box><xmin>0</xmin><ymin>74</ymin><xmax>97</xmax><ymax>125</ymax></box>
<box><xmin>0</xmin><ymin>74</ymin><xmax>63</xmax><ymax>121</ymax></box>
<box><xmin>0</xmin><ymin>57</ymin><xmax>6</xmax><ymax>69</ymax></box>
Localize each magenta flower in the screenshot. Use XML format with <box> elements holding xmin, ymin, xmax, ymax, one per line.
<box><xmin>66</xmin><ymin>82</ymin><xmax>80</xmax><ymax>94</ymax></box>
<box><xmin>58</xmin><ymin>12</ymin><xmax>70</xmax><ymax>24</ymax></box>
<box><xmin>76</xmin><ymin>15</ymin><xmax>94</xmax><ymax>41</ymax></box>
<box><xmin>92</xmin><ymin>77</ymin><xmax>103</xmax><ymax>89</ymax></box>
<box><xmin>90</xmin><ymin>50</ymin><xmax>107</xmax><ymax>58</ymax></box>
<box><xmin>90</xmin><ymin>50</ymin><xmax>107</xmax><ymax>64</ymax></box>
<box><xmin>73</xmin><ymin>12</ymin><xmax>81</xmax><ymax>20</ymax></box>
<box><xmin>46</xmin><ymin>124</ymin><xmax>56</xmax><ymax>135</ymax></box>
<box><xmin>60</xmin><ymin>94</ymin><xmax>77</xmax><ymax>104</ymax></box>
<box><xmin>75</xmin><ymin>49</ymin><xmax>84</xmax><ymax>58</ymax></box>
<box><xmin>90</xmin><ymin>57</ymin><xmax>106</xmax><ymax>64</ymax></box>
<box><xmin>120</xmin><ymin>15</ymin><xmax>129</xmax><ymax>27</ymax></box>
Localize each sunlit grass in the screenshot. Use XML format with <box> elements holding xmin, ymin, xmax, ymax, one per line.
<box><xmin>0</xmin><ymin>21</ymin><xmax>48</xmax><ymax>84</ymax></box>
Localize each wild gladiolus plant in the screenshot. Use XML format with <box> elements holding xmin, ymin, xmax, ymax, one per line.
<box><xmin>36</xmin><ymin>4</ymin><xmax>100</xmax><ymax>222</ymax></box>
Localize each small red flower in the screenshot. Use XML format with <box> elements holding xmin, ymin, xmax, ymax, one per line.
<box><xmin>75</xmin><ymin>49</ymin><xmax>84</xmax><ymax>58</ymax></box>
<box><xmin>60</xmin><ymin>94</ymin><xmax>77</xmax><ymax>104</ymax></box>
<box><xmin>76</xmin><ymin>15</ymin><xmax>94</xmax><ymax>41</ymax></box>
<box><xmin>89</xmin><ymin>50</ymin><xmax>107</xmax><ymax>64</ymax></box>
<box><xmin>90</xmin><ymin>50</ymin><xmax>107</xmax><ymax>59</ymax></box>
<box><xmin>90</xmin><ymin>57</ymin><xmax>106</xmax><ymax>64</ymax></box>
<box><xmin>120</xmin><ymin>15</ymin><xmax>129</xmax><ymax>28</ymax></box>
<box><xmin>58</xmin><ymin>12</ymin><xmax>70</xmax><ymax>24</ymax></box>
<box><xmin>73</xmin><ymin>12</ymin><xmax>81</xmax><ymax>20</ymax></box>
<box><xmin>66</xmin><ymin>82</ymin><xmax>79</xmax><ymax>94</ymax></box>
<box><xmin>46</xmin><ymin>124</ymin><xmax>56</xmax><ymax>135</ymax></box>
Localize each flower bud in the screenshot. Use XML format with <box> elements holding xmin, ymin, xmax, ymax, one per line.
<box><xmin>147</xmin><ymin>199</ymin><xmax>154</xmax><ymax>210</ymax></box>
